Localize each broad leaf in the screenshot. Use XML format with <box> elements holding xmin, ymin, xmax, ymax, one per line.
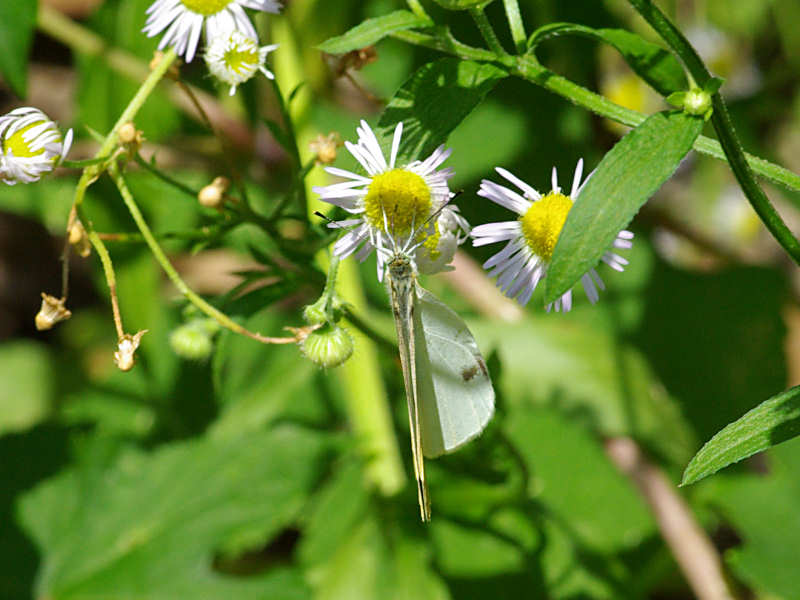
<box><xmin>0</xmin><ymin>0</ymin><xmax>37</xmax><ymax>97</ymax></box>
<box><xmin>378</xmin><ymin>58</ymin><xmax>507</xmax><ymax>165</ymax></box>
<box><xmin>529</xmin><ymin>23</ymin><xmax>687</xmax><ymax>96</ymax></box>
<box><xmin>317</xmin><ymin>10</ymin><xmax>432</xmax><ymax>54</ymax></box>
<box><xmin>545</xmin><ymin>110</ymin><xmax>703</xmax><ymax>303</ymax></box>
<box><xmin>682</xmin><ymin>385</ymin><xmax>800</xmax><ymax>485</ymax></box>
<box><xmin>18</xmin><ymin>427</ymin><xmax>329</xmax><ymax>600</ymax></box>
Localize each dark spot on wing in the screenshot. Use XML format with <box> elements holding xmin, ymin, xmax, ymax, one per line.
<box><xmin>461</xmin><ymin>365</ymin><xmax>478</xmax><ymax>381</ymax></box>
<box><xmin>477</xmin><ymin>356</ymin><xmax>488</xmax><ymax>377</ymax></box>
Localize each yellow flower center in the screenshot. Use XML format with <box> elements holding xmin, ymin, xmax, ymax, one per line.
<box><xmin>363</xmin><ymin>169</ymin><xmax>432</xmax><ymax>237</ymax></box>
<box><xmin>419</xmin><ymin>223</ymin><xmax>441</xmax><ymax>260</ymax></box>
<box><xmin>4</xmin><ymin>122</ymin><xmax>46</xmax><ymax>158</ymax></box>
<box><xmin>224</xmin><ymin>46</ymin><xmax>258</xmax><ymax>74</ymax></box>
<box><xmin>180</xmin><ymin>0</ymin><xmax>229</xmax><ymax>16</ymax></box>
<box><xmin>519</xmin><ymin>191</ymin><xmax>573</xmax><ymax>261</ymax></box>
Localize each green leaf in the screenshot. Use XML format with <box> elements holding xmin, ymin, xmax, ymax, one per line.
<box><xmin>0</xmin><ymin>341</ymin><xmax>53</xmax><ymax>435</ymax></box>
<box><xmin>0</xmin><ymin>0</ymin><xmax>37</xmax><ymax>97</ymax></box>
<box><xmin>317</xmin><ymin>10</ymin><xmax>432</xmax><ymax>54</ymax></box>
<box><xmin>545</xmin><ymin>110</ymin><xmax>703</xmax><ymax>303</ymax></box>
<box><xmin>431</xmin><ymin>0</ymin><xmax>495</xmax><ymax>9</ymax></box>
<box><xmin>377</xmin><ymin>58</ymin><xmax>507</xmax><ymax>165</ymax></box>
<box><xmin>528</xmin><ymin>23</ymin><xmax>688</xmax><ymax>96</ymax></box>
<box><xmin>682</xmin><ymin>385</ymin><xmax>800</xmax><ymax>485</ymax></box>
<box><xmin>18</xmin><ymin>426</ymin><xmax>328</xmax><ymax>599</ymax></box>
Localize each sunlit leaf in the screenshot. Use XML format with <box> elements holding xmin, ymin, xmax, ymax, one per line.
<box><xmin>682</xmin><ymin>385</ymin><xmax>800</xmax><ymax>485</ymax></box>
<box><xmin>0</xmin><ymin>342</ymin><xmax>53</xmax><ymax>435</ymax></box>
<box><xmin>317</xmin><ymin>10</ymin><xmax>432</xmax><ymax>54</ymax></box>
<box><xmin>545</xmin><ymin>110</ymin><xmax>703</xmax><ymax>303</ymax></box>
<box><xmin>378</xmin><ymin>58</ymin><xmax>507</xmax><ymax>165</ymax></box>
<box><xmin>528</xmin><ymin>23</ymin><xmax>687</xmax><ymax>95</ymax></box>
<box><xmin>431</xmin><ymin>0</ymin><xmax>495</xmax><ymax>9</ymax></box>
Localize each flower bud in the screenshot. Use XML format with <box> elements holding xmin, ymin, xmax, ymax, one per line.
<box><xmin>169</xmin><ymin>321</ymin><xmax>213</xmax><ymax>361</ymax></box>
<box><xmin>68</xmin><ymin>219</ymin><xmax>91</xmax><ymax>258</ymax></box>
<box><xmin>0</xmin><ymin>107</ymin><xmax>73</xmax><ymax>185</ymax></box>
<box><xmin>114</xmin><ymin>330</ymin><xmax>147</xmax><ymax>372</ymax></box>
<box><xmin>35</xmin><ymin>293</ymin><xmax>71</xmax><ymax>330</ymax></box>
<box><xmin>198</xmin><ymin>176</ymin><xmax>230</xmax><ymax>208</ymax></box>
<box><xmin>309</xmin><ymin>132</ymin><xmax>342</xmax><ymax>164</ymax></box>
<box><xmin>301</xmin><ymin>324</ymin><xmax>354</xmax><ymax>368</ymax></box>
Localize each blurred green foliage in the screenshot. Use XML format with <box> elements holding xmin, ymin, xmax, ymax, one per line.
<box><xmin>0</xmin><ymin>0</ymin><xmax>799</xmax><ymax>599</ymax></box>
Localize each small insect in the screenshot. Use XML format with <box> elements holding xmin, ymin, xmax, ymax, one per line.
<box><xmin>378</xmin><ymin>208</ymin><xmax>495</xmax><ymax>522</ymax></box>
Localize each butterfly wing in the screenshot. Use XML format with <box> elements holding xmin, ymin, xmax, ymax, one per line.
<box><xmin>413</xmin><ymin>283</ymin><xmax>495</xmax><ymax>458</ymax></box>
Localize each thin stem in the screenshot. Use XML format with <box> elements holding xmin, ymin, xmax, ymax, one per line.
<box><xmin>269</xmin><ymin>77</ymin><xmax>308</xmax><ymax>214</ymax></box>
<box><xmin>134</xmin><ymin>153</ymin><xmax>199</xmax><ymax>200</ymax></box>
<box><xmin>627</xmin><ymin>0</ymin><xmax>800</xmax><ymax>265</ymax></box>
<box><xmin>86</xmin><ymin>229</ymin><xmax>125</xmax><ymax>339</ymax></box>
<box><xmin>98</xmin><ymin>227</ymin><xmax>225</xmax><ymax>244</ymax></box>
<box><xmin>502</xmin><ymin>0</ymin><xmax>527</xmax><ymax>53</ymax></box>
<box><xmin>406</xmin><ymin>0</ymin><xmax>430</xmax><ymax>20</ymax></box>
<box><xmin>469</xmin><ymin>7</ymin><xmax>507</xmax><ymax>56</ymax></box>
<box><xmin>61</xmin><ymin>157</ymin><xmax>109</xmax><ymax>169</ymax></box>
<box><xmin>108</xmin><ymin>161</ymin><xmax>296</xmax><ymax>345</ymax></box>
<box><xmin>388</xmin><ymin>30</ymin><xmax>800</xmax><ymax>193</ymax></box>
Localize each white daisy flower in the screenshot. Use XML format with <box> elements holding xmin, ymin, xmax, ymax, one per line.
<box><xmin>0</xmin><ymin>107</ymin><xmax>73</xmax><ymax>186</ymax></box>
<box><xmin>471</xmin><ymin>160</ymin><xmax>633</xmax><ymax>312</ymax></box>
<box><xmin>205</xmin><ymin>30</ymin><xmax>278</xmax><ymax>95</ymax></box>
<box><xmin>313</xmin><ymin>120</ymin><xmax>463</xmax><ymax>280</ymax></box>
<box><xmin>143</xmin><ymin>0</ymin><xmax>282</xmax><ymax>63</ymax></box>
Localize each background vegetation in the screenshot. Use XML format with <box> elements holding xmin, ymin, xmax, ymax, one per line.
<box><xmin>1</xmin><ymin>0</ymin><xmax>800</xmax><ymax>598</ymax></box>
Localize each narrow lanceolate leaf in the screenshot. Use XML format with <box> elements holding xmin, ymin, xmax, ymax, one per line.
<box><xmin>545</xmin><ymin>110</ymin><xmax>703</xmax><ymax>303</ymax></box>
<box><xmin>317</xmin><ymin>10</ymin><xmax>432</xmax><ymax>54</ymax></box>
<box><xmin>378</xmin><ymin>58</ymin><xmax>507</xmax><ymax>165</ymax></box>
<box><xmin>682</xmin><ymin>386</ymin><xmax>800</xmax><ymax>486</ymax></box>
<box><xmin>432</xmin><ymin>0</ymin><xmax>495</xmax><ymax>9</ymax></box>
<box><xmin>528</xmin><ymin>23</ymin><xmax>687</xmax><ymax>96</ymax></box>
<box><xmin>0</xmin><ymin>0</ymin><xmax>37</xmax><ymax>97</ymax></box>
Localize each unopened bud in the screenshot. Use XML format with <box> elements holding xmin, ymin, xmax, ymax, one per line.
<box><xmin>68</xmin><ymin>219</ymin><xmax>91</xmax><ymax>258</ymax></box>
<box><xmin>114</xmin><ymin>330</ymin><xmax>148</xmax><ymax>372</ymax></box>
<box><xmin>300</xmin><ymin>324</ymin><xmax>354</xmax><ymax>368</ymax></box>
<box><xmin>118</xmin><ymin>122</ymin><xmax>144</xmax><ymax>151</ymax></box>
<box><xmin>309</xmin><ymin>132</ymin><xmax>342</xmax><ymax>164</ymax></box>
<box><xmin>35</xmin><ymin>293</ymin><xmax>72</xmax><ymax>330</ymax></box>
<box><xmin>198</xmin><ymin>176</ymin><xmax>231</xmax><ymax>208</ymax></box>
<box><xmin>169</xmin><ymin>321</ymin><xmax>213</xmax><ymax>361</ymax></box>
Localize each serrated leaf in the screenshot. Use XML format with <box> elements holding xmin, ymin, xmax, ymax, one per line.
<box><xmin>0</xmin><ymin>0</ymin><xmax>37</xmax><ymax>97</ymax></box>
<box><xmin>317</xmin><ymin>10</ymin><xmax>432</xmax><ymax>54</ymax></box>
<box><xmin>18</xmin><ymin>427</ymin><xmax>328</xmax><ymax>599</ymax></box>
<box><xmin>682</xmin><ymin>385</ymin><xmax>800</xmax><ymax>485</ymax></box>
<box><xmin>545</xmin><ymin>110</ymin><xmax>703</xmax><ymax>303</ymax></box>
<box><xmin>377</xmin><ymin>58</ymin><xmax>507</xmax><ymax>165</ymax></box>
<box><xmin>529</xmin><ymin>23</ymin><xmax>687</xmax><ymax>96</ymax></box>
<box><xmin>431</xmin><ymin>0</ymin><xmax>495</xmax><ymax>9</ymax></box>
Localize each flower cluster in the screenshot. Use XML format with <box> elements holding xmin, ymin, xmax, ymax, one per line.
<box><xmin>0</xmin><ymin>107</ymin><xmax>72</xmax><ymax>186</ymax></box>
<box><xmin>315</xmin><ymin>121</ymin><xmax>633</xmax><ymax>311</ymax></box>
<box><xmin>144</xmin><ymin>0</ymin><xmax>281</xmax><ymax>93</ymax></box>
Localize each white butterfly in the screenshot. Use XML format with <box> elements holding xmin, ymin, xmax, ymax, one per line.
<box><xmin>378</xmin><ymin>210</ymin><xmax>495</xmax><ymax>522</ymax></box>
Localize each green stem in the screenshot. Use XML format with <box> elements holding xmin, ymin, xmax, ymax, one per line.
<box><xmin>502</xmin><ymin>0</ymin><xmax>527</xmax><ymax>53</ymax></box>
<box><xmin>98</xmin><ymin>227</ymin><xmax>226</xmax><ymax>244</ymax></box>
<box><xmin>134</xmin><ymin>154</ymin><xmax>200</xmax><ymax>200</ymax></box>
<box><xmin>85</xmin><ymin>228</ymin><xmax>124</xmax><ymax>339</ymax></box>
<box><xmin>61</xmin><ymin>157</ymin><xmax>109</xmax><ymax>169</ymax></box>
<box><xmin>108</xmin><ymin>161</ymin><xmax>296</xmax><ymax>345</ymax></box>
<box><xmin>406</xmin><ymin>0</ymin><xmax>430</xmax><ymax>20</ymax></box>
<box><xmin>470</xmin><ymin>7</ymin><xmax>507</xmax><ymax>56</ymax></box>
<box><xmin>627</xmin><ymin>0</ymin><xmax>800</xmax><ymax>265</ymax></box>
<box><xmin>388</xmin><ymin>29</ymin><xmax>800</xmax><ymax>193</ymax></box>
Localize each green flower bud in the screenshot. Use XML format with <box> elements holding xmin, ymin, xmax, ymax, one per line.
<box><xmin>169</xmin><ymin>322</ymin><xmax>213</xmax><ymax>361</ymax></box>
<box><xmin>302</xmin><ymin>300</ymin><xmax>328</xmax><ymax>325</ymax></box>
<box><xmin>301</xmin><ymin>324</ymin><xmax>354</xmax><ymax>368</ymax></box>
